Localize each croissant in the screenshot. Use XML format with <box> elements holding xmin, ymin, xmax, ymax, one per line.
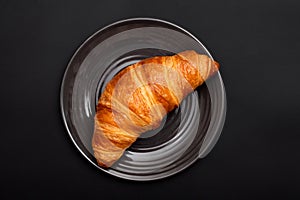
<box><xmin>92</xmin><ymin>50</ymin><xmax>220</xmax><ymax>167</ymax></box>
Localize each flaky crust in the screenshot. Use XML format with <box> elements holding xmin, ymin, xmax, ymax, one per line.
<box><xmin>92</xmin><ymin>50</ymin><xmax>219</xmax><ymax>167</ymax></box>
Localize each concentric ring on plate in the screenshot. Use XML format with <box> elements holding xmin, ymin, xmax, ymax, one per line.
<box><xmin>60</xmin><ymin>18</ymin><xmax>226</xmax><ymax>181</ymax></box>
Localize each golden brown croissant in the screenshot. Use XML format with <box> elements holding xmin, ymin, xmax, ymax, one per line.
<box><xmin>92</xmin><ymin>50</ymin><xmax>219</xmax><ymax>167</ymax></box>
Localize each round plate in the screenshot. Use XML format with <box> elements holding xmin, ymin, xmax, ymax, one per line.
<box><xmin>60</xmin><ymin>18</ymin><xmax>226</xmax><ymax>181</ymax></box>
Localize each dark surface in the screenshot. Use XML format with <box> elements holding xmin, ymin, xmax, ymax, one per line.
<box><xmin>0</xmin><ymin>0</ymin><xmax>299</xmax><ymax>199</ymax></box>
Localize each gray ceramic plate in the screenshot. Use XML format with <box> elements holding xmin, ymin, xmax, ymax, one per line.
<box><xmin>60</xmin><ymin>18</ymin><xmax>226</xmax><ymax>181</ymax></box>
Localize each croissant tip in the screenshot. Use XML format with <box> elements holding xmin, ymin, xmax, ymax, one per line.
<box><xmin>214</xmin><ymin>61</ymin><xmax>220</xmax><ymax>70</ymax></box>
<box><xmin>97</xmin><ymin>160</ymin><xmax>111</xmax><ymax>168</ymax></box>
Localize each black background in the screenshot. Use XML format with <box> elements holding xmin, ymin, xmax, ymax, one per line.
<box><xmin>1</xmin><ymin>0</ymin><xmax>300</xmax><ymax>199</ymax></box>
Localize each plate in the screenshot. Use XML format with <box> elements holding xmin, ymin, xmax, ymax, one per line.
<box><xmin>60</xmin><ymin>18</ymin><xmax>226</xmax><ymax>181</ymax></box>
